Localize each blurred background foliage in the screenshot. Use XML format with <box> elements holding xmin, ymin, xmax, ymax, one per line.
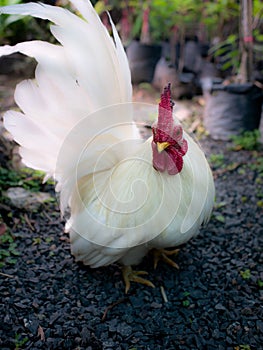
<box><xmin>0</xmin><ymin>0</ymin><xmax>262</xmax><ymax>80</ymax></box>
<box><xmin>0</xmin><ymin>0</ymin><xmax>57</xmax><ymax>44</ymax></box>
<box><xmin>0</xmin><ymin>0</ymin><xmax>262</xmax><ymax>45</ymax></box>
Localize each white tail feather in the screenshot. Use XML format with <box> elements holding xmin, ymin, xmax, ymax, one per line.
<box><xmin>0</xmin><ymin>1</ymin><xmax>137</xmax><ymax>189</ymax></box>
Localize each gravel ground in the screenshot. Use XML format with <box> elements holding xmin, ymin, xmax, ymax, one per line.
<box><xmin>0</xmin><ymin>75</ymin><xmax>262</xmax><ymax>350</ymax></box>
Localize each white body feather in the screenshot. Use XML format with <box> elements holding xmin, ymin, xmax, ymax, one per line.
<box><xmin>0</xmin><ymin>0</ymin><xmax>215</xmax><ymax>267</ymax></box>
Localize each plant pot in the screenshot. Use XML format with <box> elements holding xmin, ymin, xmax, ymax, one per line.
<box><xmin>126</xmin><ymin>40</ymin><xmax>161</xmax><ymax>84</ymax></box>
<box><xmin>152</xmin><ymin>58</ymin><xmax>196</xmax><ymax>99</ymax></box>
<box><xmin>0</xmin><ymin>53</ymin><xmax>36</xmax><ymax>76</ymax></box>
<box><xmin>152</xmin><ymin>57</ymin><xmax>178</xmax><ymax>90</ymax></box>
<box><xmin>204</xmin><ymin>83</ymin><xmax>263</xmax><ymax>140</ymax></box>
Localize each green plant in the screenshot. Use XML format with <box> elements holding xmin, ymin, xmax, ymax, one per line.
<box><xmin>0</xmin><ymin>228</ymin><xmax>20</xmax><ymax>268</ymax></box>
<box><xmin>0</xmin><ymin>0</ymin><xmax>51</xmax><ymax>45</ymax></box>
<box><xmin>14</xmin><ymin>333</ymin><xmax>29</xmax><ymax>350</ymax></box>
<box><xmin>118</xmin><ymin>0</ymin><xmax>204</xmax><ymax>44</ymax></box>
<box><xmin>240</xmin><ymin>269</ymin><xmax>251</xmax><ymax>280</ymax></box>
<box><xmin>32</xmin><ymin>237</ymin><xmax>42</xmax><ymax>245</ymax></box>
<box><xmin>209</xmin><ymin>33</ymin><xmax>240</xmax><ymax>73</ymax></box>
<box><xmin>150</xmin><ymin>0</ymin><xmax>203</xmax><ymax>42</ymax></box>
<box><xmin>0</xmin><ymin>166</ymin><xmax>54</xmax><ymax>193</ymax></box>
<box><xmin>253</xmin><ymin>29</ymin><xmax>263</xmax><ymax>73</ymax></box>
<box><xmin>94</xmin><ymin>0</ymin><xmax>112</xmax><ymax>15</ymax></box>
<box><xmin>210</xmin><ymin>28</ymin><xmax>263</xmax><ymax>79</ymax></box>
<box><xmin>181</xmin><ymin>291</ymin><xmax>191</xmax><ymax>307</ymax></box>
<box><xmin>249</xmin><ymin>155</ymin><xmax>263</xmax><ymax>172</ymax></box>
<box><xmin>235</xmin><ymin>345</ymin><xmax>251</xmax><ymax>350</ymax></box>
<box><xmin>214</xmin><ymin>200</ymin><xmax>227</xmax><ymax>209</ymax></box>
<box><xmin>45</xmin><ymin>237</ymin><xmax>54</xmax><ymax>243</ymax></box>
<box><xmin>203</xmin><ymin>0</ymin><xmax>239</xmax><ymax>41</ymax></box>
<box><xmin>209</xmin><ymin>153</ymin><xmax>225</xmax><ymax>168</ymax></box>
<box><xmin>230</xmin><ymin>130</ymin><xmax>261</xmax><ymax>151</ymax></box>
<box><xmin>0</xmin><ymin>166</ymin><xmax>22</xmax><ymax>189</ymax></box>
<box><xmin>258</xmin><ymin>279</ymin><xmax>263</xmax><ymax>288</ymax></box>
<box><xmin>215</xmin><ymin>214</ymin><xmax>225</xmax><ymax>223</ymax></box>
<box><xmin>208</xmin><ymin>0</ymin><xmax>263</xmax><ymax>82</ymax></box>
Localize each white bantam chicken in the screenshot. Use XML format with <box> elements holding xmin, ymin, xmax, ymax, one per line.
<box><xmin>0</xmin><ymin>0</ymin><xmax>215</xmax><ymax>292</ymax></box>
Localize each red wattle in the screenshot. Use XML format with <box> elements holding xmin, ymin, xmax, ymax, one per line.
<box><xmin>166</xmin><ymin>147</ymin><xmax>183</xmax><ymax>175</ymax></box>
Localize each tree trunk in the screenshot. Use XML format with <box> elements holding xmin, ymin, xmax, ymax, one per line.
<box><xmin>239</xmin><ymin>0</ymin><xmax>253</xmax><ymax>83</ymax></box>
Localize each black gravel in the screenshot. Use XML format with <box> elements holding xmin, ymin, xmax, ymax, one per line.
<box><xmin>0</xmin><ymin>137</ymin><xmax>262</xmax><ymax>350</ymax></box>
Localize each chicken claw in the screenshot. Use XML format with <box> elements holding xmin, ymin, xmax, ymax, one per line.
<box><xmin>152</xmin><ymin>248</ymin><xmax>180</xmax><ymax>269</ymax></box>
<box><xmin>122</xmin><ymin>266</ymin><xmax>155</xmax><ymax>294</ymax></box>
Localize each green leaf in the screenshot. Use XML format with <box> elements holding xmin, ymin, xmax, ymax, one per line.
<box><xmin>226</xmin><ymin>34</ymin><xmax>238</xmax><ymax>44</ymax></box>
<box><xmin>6</xmin><ymin>257</ymin><xmax>17</xmax><ymax>264</ymax></box>
<box><xmin>0</xmin><ymin>249</ymin><xmax>10</xmax><ymax>258</ymax></box>
<box><xmin>221</xmin><ymin>61</ymin><xmax>233</xmax><ymax>71</ymax></box>
<box><xmin>182</xmin><ymin>300</ymin><xmax>190</xmax><ymax>307</ymax></box>
<box><xmin>94</xmin><ymin>0</ymin><xmax>112</xmax><ymax>15</ymax></box>
<box><xmin>212</xmin><ymin>46</ymin><xmax>230</xmax><ymax>57</ymax></box>
<box><xmin>215</xmin><ymin>215</ymin><xmax>225</xmax><ymax>223</ymax></box>
<box><xmin>258</xmin><ymin>279</ymin><xmax>263</xmax><ymax>288</ymax></box>
<box><xmin>240</xmin><ymin>269</ymin><xmax>251</xmax><ymax>280</ymax></box>
<box><xmin>11</xmin><ymin>250</ymin><xmax>20</xmax><ymax>256</ymax></box>
<box><xmin>0</xmin><ymin>0</ymin><xmax>22</xmax><ymax>5</ymax></box>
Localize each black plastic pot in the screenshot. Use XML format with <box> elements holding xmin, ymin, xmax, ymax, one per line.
<box><xmin>0</xmin><ymin>53</ymin><xmax>36</xmax><ymax>75</ymax></box>
<box><xmin>152</xmin><ymin>57</ymin><xmax>178</xmax><ymax>90</ymax></box>
<box><xmin>204</xmin><ymin>83</ymin><xmax>263</xmax><ymax>140</ymax></box>
<box><xmin>126</xmin><ymin>40</ymin><xmax>161</xmax><ymax>84</ymax></box>
<box><xmin>152</xmin><ymin>57</ymin><xmax>197</xmax><ymax>99</ymax></box>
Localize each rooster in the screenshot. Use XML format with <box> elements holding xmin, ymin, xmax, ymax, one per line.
<box><xmin>0</xmin><ymin>0</ymin><xmax>215</xmax><ymax>292</ymax></box>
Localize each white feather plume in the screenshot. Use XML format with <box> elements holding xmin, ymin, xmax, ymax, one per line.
<box><xmin>0</xmin><ymin>1</ymin><xmax>136</xmax><ymax>180</ymax></box>
<box><xmin>0</xmin><ymin>1</ymin><xmax>215</xmax><ymax>269</ymax></box>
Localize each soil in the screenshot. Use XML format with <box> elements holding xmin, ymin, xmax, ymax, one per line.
<box><xmin>0</xmin><ymin>73</ymin><xmax>262</xmax><ymax>350</ymax></box>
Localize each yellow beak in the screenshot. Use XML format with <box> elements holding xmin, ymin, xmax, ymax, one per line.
<box><xmin>157</xmin><ymin>141</ymin><xmax>170</xmax><ymax>153</ymax></box>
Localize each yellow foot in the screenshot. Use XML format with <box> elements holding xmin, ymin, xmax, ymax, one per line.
<box><xmin>122</xmin><ymin>266</ymin><xmax>155</xmax><ymax>294</ymax></box>
<box><xmin>152</xmin><ymin>248</ymin><xmax>180</xmax><ymax>270</ymax></box>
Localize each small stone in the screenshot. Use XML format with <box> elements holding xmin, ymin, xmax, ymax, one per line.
<box><xmin>14</xmin><ymin>302</ymin><xmax>27</xmax><ymax>309</ymax></box>
<box><xmin>81</xmin><ymin>326</ymin><xmax>91</xmax><ymax>345</ymax></box>
<box><xmin>23</xmin><ymin>317</ymin><xmax>39</xmax><ymax>334</ymax></box>
<box><xmin>116</xmin><ymin>323</ymin><xmax>133</xmax><ymax>337</ymax></box>
<box><xmin>215</xmin><ymin>303</ymin><xmax>226</xmax><ymax>311</ymax></box>
<box><xmin>256</xmin><ymin>320</ymin><xmax>263</xmax><ymax>332</ymax></box>
<box><xmin>6</xmin><ymin>187</ymin><xmax>53</xmax><ymax>211</ymax></box>
<box><xmin>212</xmin><ymin>329</ymin><xmax>221</xmax><ymax>339</ymax></box>
<box><xmin>150</xmin><ymin>302</ymin><xmax>162</xmax><ymax>309</ymax></box>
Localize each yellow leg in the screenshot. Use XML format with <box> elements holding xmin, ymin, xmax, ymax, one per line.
<box><xmin>122</xmin><ymin>266</ymin><xmax>155</xmax><ymax>294</ymax></box>
<box><xmin>152</xmin><ymin>248</ymin><xmax>180</xmax><ymax>270</ymax></box>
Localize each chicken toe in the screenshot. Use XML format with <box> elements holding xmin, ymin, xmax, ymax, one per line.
<box><xmin>152</xmin><ymin>248</ymin><xmax>180</xmax><ymax>269</ymax></box>
<box><xmin>122</xmin><ymin>266</ymin><xmax>155</xmax><ymax>294</ymax></box>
